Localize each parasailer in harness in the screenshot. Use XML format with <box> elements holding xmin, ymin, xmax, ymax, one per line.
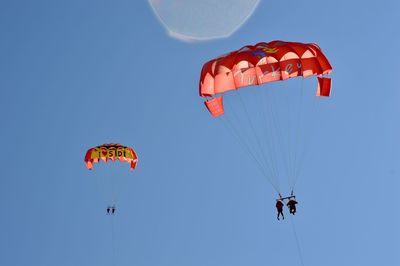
<box><xmin>287</xmin><ymin>198</ymin><xmax>298</xmax><ymax>215</ymax></box>
<box><xmin>276</xmin><ymin>199</ymin><xmax>284</xmax><ymax>220</ymax></box>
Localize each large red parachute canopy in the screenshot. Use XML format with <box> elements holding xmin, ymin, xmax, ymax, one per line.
<box><xmin>200</xmin><ymin>40</ymin><xmax>332</xmax><ymax>117</ymax></box>
<box><xmin>84</xmin><ymin>143</ymin><xmax>138</xmax><ymax>171</ymax></box>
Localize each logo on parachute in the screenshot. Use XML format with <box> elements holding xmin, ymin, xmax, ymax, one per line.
<box><xmin>249</xmin><ymin>47</ymin><xmax>278</xmax><ymax>59</ymax></box>
<box><xmin>92</xmin><ymin>147</ymin><xmax>134</xmax><ymax>159</ymax></box>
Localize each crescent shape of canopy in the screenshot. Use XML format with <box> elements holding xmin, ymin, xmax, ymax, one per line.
<box><xmin>199</xmin><ymin>40</ymin><xmax>333</xmax><ymax>117</ymax></box>
<box><xmin>84</xmin><ymin>143</ymin><xmax>138</xmax><ymax>171</ymax></box>
<box><xmin>148</xmin><ymin>0</ymin><xmax>260</xmax><ymax>42</ymax></box>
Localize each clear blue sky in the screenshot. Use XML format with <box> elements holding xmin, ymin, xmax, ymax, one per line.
<box><xmin>1</xmin><ymin>1</ymin><xmax>399</xmax><ymax>266</ymax></box>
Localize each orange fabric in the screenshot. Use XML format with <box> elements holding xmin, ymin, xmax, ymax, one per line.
<box><xmin>84</xmin><ymin>143</ymin><xmax>138</xmax><ymax>171</ymax></box>
<box><xmin>316</xmin><ymin>77</ymin><xmax>332</xmax><ymax>97</ymax></box>
<box><xmin>204</xmin><ymin>96</ymin><xmax>224</xmax><ymax>117</ymax></box>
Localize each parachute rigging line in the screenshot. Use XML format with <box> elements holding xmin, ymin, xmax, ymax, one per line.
<box><xmin>290</xmin><ymin>215</ymin><xmax>305</xmax><ymax>266</ymax></box>
<box><xmin>221</xmin><ymin>115</ymin><xmax>280</xmax><ymax>193</ymax></box>
<box><xmin>235</xmin><ymin>89</ymin><xmax>281</xmax><ymax>184</ymax></box>
<box><xmin>110</xmin><ymin>216</ymin><xmax>117</xmax><ymax>266</ymax></box>
<box><xmin>223</xmin><ymin>95</ymin><xmax>281</xmax><ymax>191</ymax></box>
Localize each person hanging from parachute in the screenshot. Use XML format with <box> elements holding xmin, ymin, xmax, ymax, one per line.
<box><xmin>278</xmin><ymin>191</ymin><xmax>298</xmax><ymax>216</ymax></box>
<box><xmin>276</xmin><ymin>199</ymin><xmax>284</xmax><ymax>220</ymax></box>
<box><xmin>199</xmin><ymin>40</ymin><xmax>332</xmax><ymax>219</ymax></box>
<box><xmin>287</xmin><ymin>198</ymin><xmax>298</xmax><ymax>215</ymax></box>
<box><xmin>84</xmin><ymin>143</ymin><xmax>138</xmax><ymax>215</ymax></box>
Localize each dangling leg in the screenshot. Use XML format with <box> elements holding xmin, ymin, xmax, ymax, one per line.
<box><xmin>278</xmin><ymin>210</ymin><xmax>284</xmax><ymax>220</ymax></box>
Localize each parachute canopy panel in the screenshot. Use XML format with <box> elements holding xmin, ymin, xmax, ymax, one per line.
<box><xmin>199</xmin><ymin>40</ymin><xmax>332</xmax><ymax>117</ymax></box>
<box><xmin>199</xmin><ymin>40</ymin><xmax>332</xmax><ymax>97</ymax></box>
<box><xmin>316</xmin><ymin>77</ymin><xmax>332</xmax><ymax>97</ymax></box>
<box><xmin>84</xmin><ymin>144</ymin><xmax>138</xmax><ymax>171</ymax></box>
<box><xmin>205</xmin><ymin>96</ymin><xmax>225</xmax><ymax>117</ymax></box>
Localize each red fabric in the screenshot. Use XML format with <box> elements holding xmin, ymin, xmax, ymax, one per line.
<box><xmin>199</xmin><ymin>40</ymin><xmax>332</xmax><ymax>117</ymax></box>
<box><xmin>316</xmin><ymin>77</ymin><xmax>332</xmax><ymax>97</ymax></box>
<box><xmin>204</xmin><ymin>96</ymin><xmax>224</xmax><ymax>117</ymax></box>
<box><xmin>200</xmin><ymin>41</ymin><xmax>332</xmax><ymax>97</ymax></box>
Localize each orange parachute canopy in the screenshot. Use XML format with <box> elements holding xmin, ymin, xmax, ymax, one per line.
<box><xmin>84</xmin><ymin>143</ymin><xmax>138</xmax><ymax>171</ymax></box>
<box><xmin>199</xmin><ymin>40</ymin><xmax>332</xmax><ymax>117</ymax></box>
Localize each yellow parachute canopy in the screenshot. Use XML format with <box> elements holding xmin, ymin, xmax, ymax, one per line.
<box><xmin>84</xmin><ymin>143</ymin><xmax>138</xmax><ymax>171</ymax></box>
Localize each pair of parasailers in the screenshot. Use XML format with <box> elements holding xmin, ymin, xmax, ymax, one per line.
<box><xmin>106</xmin><ymin>206</ymin><xmax>116</xmax><ymax>215</ymax></box>
<box><xmin>275</xmin><ymin>193</ymin><xmax>298</xmax><ymax>220</ymax></box>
